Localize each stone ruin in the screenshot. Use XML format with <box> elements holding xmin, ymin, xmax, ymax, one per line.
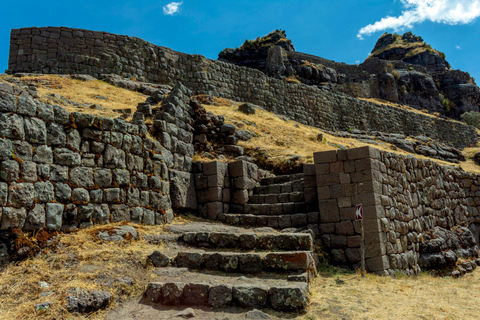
<box><xmin>1</xmin><ymin>26</ymin><xmax>480</xmax><ymax>314</ymax></box>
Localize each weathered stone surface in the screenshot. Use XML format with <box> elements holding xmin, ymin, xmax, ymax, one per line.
<box><xmin>169</xmin><ymin>170</ymin><xmax>197</xmax><ymax>210</ymax></box>
<box><xmin>148</xmin><ymin>251</ymin><xmax>170</xmax><ymax>267</ymax></box>
<box><xmin>70</xmin><ymin>167</ymin><xmax>94</xmax><ymax>187</ymax></box>
<box><xmin>182</xmin><ymin>283</ymin><xmax>209</xmax><ymax>306</ymax></box>
<box><xmin>46</xmin><ymin>203</ymin><xmax>64</xmax><ymax>230</ymax></box>
<box><xmin>54</xmin><ymin>149</ymin><xmax>81</xmax><ymax>166</ymax></box>
<box><xmin>1</xmin><ymin>207</ymin><xmax>27</xmax><ymax>229</ymax></box>
<box><xmin>24</xmin><ymin>204</ymin><xmax>46</xmax><ymax>230</ymax></box>
<box><xmin>66</xmin><ymin>289</ymin><xmax>112</xmax><ymax>313</ymax></box>
<box><xmin>94</xmin><ymin>168</ymin><xmax>112</xmax><ymax>188</ymax></box>
<box><xmin>208</xmin><ymin>284</ymin><xmax>232</xmax><ymax>308</ymax></box>
<box><xmin>269</xmin><ymin>283</ymin><xmax>309</xmax><ymax>312</ymax></box>
<box><xmin>24</xmin><ymin>117</ymin><xmax>46</xmax><ymax>144</ymax></box>
<box><xmin>232</xmin><ymin>285</ymin><xmax>268</xmax><ymax>308</ymax></box>
<box><xmin>162</xmin><ymin>282</ymin><xmax>185</xmax><ymax>305</ymax></box>
<box><xmin>34</xmin><ymin>181</ymin><xmax>55</xmax><ymax>203</ymax></box>
<box><xmin>9</xmin><ymin>183</ymin><xmax>34</xmax><ymax>207</ymax></box>
<box><xmin>144</xmin><ymin>282</ymin><xmax>163</xmax><ymax>303</ymax></box>
<box><xmin>1</xmin><ymin>160</ymin><xmax>20</xmax><ymax>181</ymax></box>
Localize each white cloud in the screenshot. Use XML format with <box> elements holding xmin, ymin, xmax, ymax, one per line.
<box><xmin>358</xmin><ymin>0</ymin><xmax>480</xmax><ymax>39</ymax></box>
<box><xmin>456</xmin><ymin>44</ymin><xmax>462</xmax><ymax>49</ymax></box>
<box><xmin>163</xmin><ymin>1</ymin><xmax>183</xmax><ymax>15</ymax></box>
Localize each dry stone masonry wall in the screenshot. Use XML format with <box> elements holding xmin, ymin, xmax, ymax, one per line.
<box><xmin>0</xmin><ymin>80</ymin><xmax>175</xmax><ymax>231</ymax></box>
<box><xmin>314</xmin><ymin>146</ymin><xmax>480</xmax><ymax>275</ymax></box>
<box><xmin>7</xmin><ymin>27</ymin><xmax>477</xmax><ymax>149</ymax></box>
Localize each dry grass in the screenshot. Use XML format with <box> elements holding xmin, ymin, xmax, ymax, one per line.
<box><xmin>0</xmin><ymin>222</ymin><xmax>175</xmax><ymax>320</ymax></box>
<box><xmin>7</xmin><ymin>75</ymin><xmax>148</xmax><ymax>119</ymax></box>
<box><xmin>304</xmin><ymin>269</ymin><xmax>480</xmax><ymax>320</ymax></box>
<box><xmin>202</xmin><ymin>103</ymin><xmax>480</xmax><ymax>174</ymax></box>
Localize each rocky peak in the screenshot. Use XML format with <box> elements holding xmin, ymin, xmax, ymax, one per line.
<box><xmin>218</xmin><ymin>30</ymin><xmax>294</xmax><ymax>72</ymax></box>
<box><xmin>370</xmin><ymin>32</ymin><xmax>448</xmax><ymax>72</ymax></box>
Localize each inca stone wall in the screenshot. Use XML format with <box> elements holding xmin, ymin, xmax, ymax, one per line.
<box><xmin>314</xmin><ymin>146</ymin><xmax>480</xmax><ymax>275</ymax></box>
<box><xmin>7</xmin><ymin>27</ymin><xmax>477</xmax><ymax>149</ymax></box>
<box><xmin>0</xmin><ymin>81</ymin><xmax>175</xmax><ymax>231</ymax></box>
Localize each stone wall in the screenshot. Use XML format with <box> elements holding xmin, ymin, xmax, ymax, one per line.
<box><xmin>7</xmin><ymin>27</ymin><xmax>477</xmax><ymax>149</ymax></box>
<box><xmin>313</xmin><ymin>146</ymin><xmax>480</xmax><ymax>275</ymax></box>
<box><xmin>194</xmin><ymin>160</ymin><xmax>259</xmax><ymax>221</ymax></box>
<box><xmin>0</xmin><ymin>80</ymin><xmax>174</xmax><ymax>231</ymax></box>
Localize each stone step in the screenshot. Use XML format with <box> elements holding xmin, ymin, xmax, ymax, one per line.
<box><xmin>144</xmin><ymin>271</ymin><xmax>309</xmax><ymax>312</ymax></box>
<box><xmin>162</xmin><ymin>251</ymin><xmax>315</xmax><ymax>274</ymax></box>
<box><xmin>255</xmin><ymin>180</ymin><xmax>304</xmax><ymax>195</ymax></box>
<box><xmin>180</xmin><ymin>231</ymin><xmax>313</xmax><ymax>251</ymax></box>
<box><xmin>221</xmin><ymin>213</ymin><xmax>319</xmax><ymax>229</ymax></box>
<box><xmin>260</xmin><ymin>173</ymin><xmax>304</xmax><ymax>186</ymax></box>
<box><xmin>249</xmin><ymin>191</ymin><xmax>305</xmax><ymax>204</ymax></box>
<box><xmin>242</xmin><ymin>202</ymin><xmax>312</xmax><ymax>215</ymax></box>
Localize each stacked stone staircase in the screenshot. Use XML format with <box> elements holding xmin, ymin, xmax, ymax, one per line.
<box><xmin>220</xmin><ymin>173</ymin><xmax>320</xmax><ymax>230</ymax></box>
<box><xmin>143</xmin><ymin>224</ymin><xmax>316</xmax><ymax>313</ymax></box>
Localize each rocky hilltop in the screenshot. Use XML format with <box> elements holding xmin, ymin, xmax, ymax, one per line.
<box><xmin>219</xmin><ymin>31</ymin><xmax>480</xmax><ymax>120</ymax></box>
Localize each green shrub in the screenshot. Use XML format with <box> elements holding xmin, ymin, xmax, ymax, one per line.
<box><xmin>461</xmin><ymin>111</ymin><xmax>480</xmax><ymax>129</ymax></box>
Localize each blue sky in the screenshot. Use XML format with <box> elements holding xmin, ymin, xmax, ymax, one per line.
<box><xmin>1</xmin><ymin>0</ymin><xmax>480</xmax><ymax>81</ymax></box>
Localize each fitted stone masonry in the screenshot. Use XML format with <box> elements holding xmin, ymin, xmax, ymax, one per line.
<box><xmin>7</xmin><ymin>26</ymin><xmax>478</xmax><ymax>149</ymax></box>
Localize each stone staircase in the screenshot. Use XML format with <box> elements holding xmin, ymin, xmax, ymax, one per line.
<box><xmin>143</xmin><ymin>223</ymin><xmax>316</xmax><ymax>313</ymax></box>
<box><xmin>219</xmin><ymin>173</ymin><xmax>320</xmax><ymax>230</ymax></box>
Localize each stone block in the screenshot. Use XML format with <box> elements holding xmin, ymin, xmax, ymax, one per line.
<box><xmin>144</xmin><ymin>283</ymin><xmax>163</xmax><ymax>304</ymax></box>
<box><xmin>110</xmin><ymin>204</ymin><xmax>131</xmax><ymax>222</ymax></box>
<box><xmin>347</xmin><ymin>235</ymin><xmax>362</xmax><ymax>247</ymax></box>
<box><xmin>335</xmin><ymin>220</ymin><xmax>354</xmax><ymax>235</ymax></box>
<box><xmin>316</xmin><ymin>173</ymin><xmax>340</xmax><ymax>187</ymax></box>
<box><xmin>24</xmin><ymin>204</ymin><xmax>46</xmax><ymax>231</ymax></box>
<box><xmin>313</xmin><ymin>150</ymin><xmax>337</xmax><ymax>164</ymax></box>
<box><xmin>93</xmin><ymin>204</ymin><xmax>110</xmax><ymax>224</ymax></box>
<box><xmin>94</xmin><ymin>168</ymin><xmax>112</xmax><ymax>188</ymax></box>
<box><xmin>1</xmin><ymin>207</ymin><xmax>27</xmax><ymax>229</ymax></box>
<box><xmin>1</xmin><ymin>160</ymin><xmax>20</xmax><ymax>181</ymax></box>
<box><xmin>49</xmin><ymin>164</ymin><xmax>68</xmax><ymax>182</ymax></box>
<box><xmin>9</xmin><ymin>182</ymin><xmax>34</xmax><ymax>207</ymax></box>
<box><xmin>315</xmin><ymin>163</ymin><xmax>330</xmax><ymax>175</ymax></box>
<box><xmin>182</xmin><ymin>283</ymin><xmax>209</xmax><ymax>306</ymax></box>
<box><xmin>339</xmin><ymin>173</ymin><xmax>351</xmax><ymax>185</ymax></box>
<box><xmin>330</xmin><ymin>161</ymin><xmax>344</xmax><ymax>173</ymax></box>
<box><xmin>232</xmin><ymin>189</ymin><xmax>248</xmax><ymax>204</ymax></box>
<box><xmin>21</xmin><ymin>161</ymin><xmax>37</xmax><ymax>182</ymax></box>
<box><xmin>337</xmin><ymin>196</ymin><xmax>352</xmax><ymax>208</ymax></box>
<box><xmin>70</xmin><ymin>167</ymin><xmax>94</xmax><ymax>188</ymax></box>
<box><xmin>346</xmin><ymin>146</ymin><xmax>379</xmax><ymax>160</ymax></box>
<box><xmin>24</xmin><ymin>117</ymin><xmax>46</xmax><ymax>144</ymax></box>
<box><xmin>366</xmin><ymin>255</ymin><xmax>390</xmax><ymax>272</ymax></box>
<box><xmin>269</xmin><ymin>284</ymin><xmax>309</xmax><ymax>312</ymax></box>
<box><xmin>350</xmin><ymin>170</ymin><xmax>373</xmax><ymax>183</ymax></box>
<box><xmin>331</xmin><ymin>235</ymin><xmax>347</xmax><ymax>247</ymax></box>
<box><xmin>34</xmin><ymin>181</ymin><xmax>55</xmax><ymax>203</ymax></box>
<box><xmin>46</xmin><ymin>203</ymin><xmax>64</xmax><ymax>230</ymax></box>
<box><xmin>207</xmin><ymin>202</ymin><xmax>223</xmax><ymax>220</ymax></box>
<box><xmin>345</xmin><ymin>248</ymin><xmax>361</xmax><ymax>263</ymax></box>
<box><xmin>162</xmin><ymin>282</ymin><xmax>185</xmax><ymax>305</ymax></box>
<box><xmin>203</xmin><ymin>161</ymin><xmax>227</xmax><ymax>176</ymax></box>
<box><xmin>170</xmin><ymin>170</ymin><xmax>197</xmax><ymax>210</ymax></box>
<box><xmin>232</xmin><ymin>285</ymin><xmax>268</xmax><ymax>308</ymax></box>
<box><xmin>318</xmin><ymin>199</ymin><xmax>340</xmax><ymax>223</ymax></box>
<box><xmin>203</xmin><ymin>187</ymin><xmax>223</xmax><ymax>202</ymax></box>
<box><xmin>229</xmin><ymin>160</ymin><xmax>247</xmax><ymax>177</ymax></box>
<box><xmin>209</xmin><ymin>284</ymin><xmax>232</xmax><ymax>308</ymax></box>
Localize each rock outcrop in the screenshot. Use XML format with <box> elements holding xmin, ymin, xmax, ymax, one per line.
<box><xmin>218</xmin><ymin>30</ymin><xmax>480</xmax><ymax>121</ymax></box>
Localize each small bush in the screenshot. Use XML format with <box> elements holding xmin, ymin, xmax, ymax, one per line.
<box><xmin>461</xmin><ymin>111</ymin><xmax>480</xmax><ymax>129</ymax></box>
